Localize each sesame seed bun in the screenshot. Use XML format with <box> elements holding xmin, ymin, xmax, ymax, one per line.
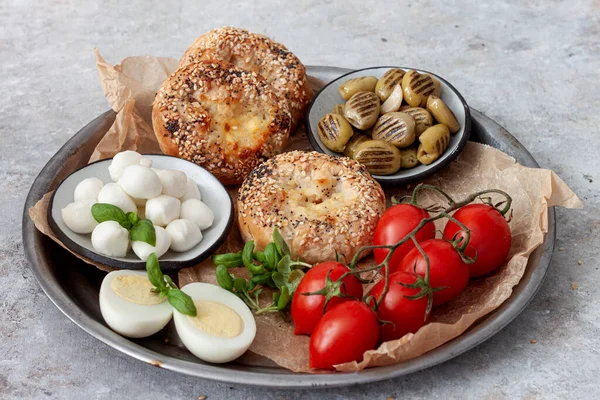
<box><xmin>152</xmin><ymin>60</ymin><xmax>291</xmax><ymax>185</ymax></box>
<box><xmin>238</xmin><ymin>151</ymin><xmax>386</xmax><ymax>264</ymax></box>
<box><xmin>179</xmin><ymin>26</ymin><xmax>312</xmax><ymax>130</ymax></box>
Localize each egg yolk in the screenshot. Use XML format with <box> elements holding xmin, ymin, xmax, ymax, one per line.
<box><xmin>187</xmin><ymin>301</ymin><xmax>244</xmax><ymax>338</ymax></box>
<box><xmin>111</xmin><ymin>275</ymin><xmax>166</xmax><ymax>305</ymax></box>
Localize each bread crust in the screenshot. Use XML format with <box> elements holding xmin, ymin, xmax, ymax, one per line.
<box><xmin>237</xmin><ymin>151</ymin><xmax>386</xmax><ymax>264</ymax></box>
<box><xmin>152</xmin><ymin>60</ymin><xmax>291</xmax><ymax>185</ymax></box>
<box><xmin>179</xmin><ymin>26</ymin><xmax>312</xmax><ymax>130</ymax></box>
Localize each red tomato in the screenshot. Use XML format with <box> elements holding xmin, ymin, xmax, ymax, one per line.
<box><xmin>291</xmin><ymin>261</ymin><xmax>363</xmax><ymax>335</ymax></box>
<box><xmin>368</xmin><ymin>272</ymin><xmax>430</xmax><ymax>342</ymax></box>
<box><xmin>398</xmin><ymin>239</ymin><xmax>469</xmax><ymax>307</ymax></box>
<box><xmin>309</xmin><ymin>300</ymin><xmax>379</xmax><ymax>369</ymax></box>
<box><xmin>373</xmin><ymin>204</ymin><xmax>436</xmax><ymax>273</ymax></box>
<box><xmin>443</xmin><ymin>204</ymin><xmax>512</xmax><ymax>277</ymax></box>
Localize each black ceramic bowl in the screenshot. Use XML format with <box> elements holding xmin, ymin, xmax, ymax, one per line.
<box><xmin>305</xmin><ymin>66</ymin><xmax>471</xmax><ymax>185</ymax></box>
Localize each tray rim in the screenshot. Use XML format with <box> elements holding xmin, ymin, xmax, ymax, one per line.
<box><xmin>22</xmin><ymin>65</ymin><xmax>556</xmax><ymax>388</ymax></box>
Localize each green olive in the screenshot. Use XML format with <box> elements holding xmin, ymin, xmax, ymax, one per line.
<box><xmin>400</xmin><ymin>146</ymin><xmax>419</xmax><ymax>168</ymax></box>
<box><xmin>426</xmin><ymin>74</ymin><xmax>441</xmax><ymax>97</ymax></box>
<box><xmin>338</xmin><ymin>76</ymin><xmax>378</xmax><ymax>100</ymax></box>
<box><xmin>344</xmin><ymin>91</ymin><xmax>381</xmax><ymax>130</ymax></box>
<box><xmin>375</xmin><ymin>68</ymin><xmax>406</xmax><ymax>102</ymax></box>
<box><xmin>401</xmin><ymin>70</ymin><xmax>436</xmax><ymax>107</ymax></box>
<box><xmin>419</xmin><ymin>124</ymin><xmax>450</xmax><ymax>158</ymax></box>
<box><xmin>371</xmin><ymin>112</ymin><xmax>416</xmax><ymax>148</ymax></box>
<box><xmin>417</xmin><ymin>143</ymin><xmax>437</xmax><ymax>165</ymax></box>
<box><xmin>332</xmin><ymin>103</ymin><xmax>345</xmax><ymax>116</ymax></box>
<box><xmin>317</xmin><ymin>113</ymin><xmax>354</xmax><ymax>152</ymax></box>
<box><xmin>343</xmin><ymin>133</ymin><xmax>371</xmax><ymax>159</ymax></box>
<box><xmin>398</xmin><ymin>106</ymin><xmax>433</xmax><ymax>137</ymax></box>
<box><xmin>353</xmin><ymin>140</ymin><xmax>401</xmax><ymax>175</ymax></box>
<box><xmin>426</xmin><ymin>95</ymin><xmax>460</xmax><ymax>134</ymax></box>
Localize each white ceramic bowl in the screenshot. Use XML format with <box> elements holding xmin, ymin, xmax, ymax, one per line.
<box><xmin>306</xmin><ymin>66</ymin><xmax>471</xmax><ymax>185</ymax></box>
<box><xmin>48</xmin><ymin>155</ymin><xmax>233</xmax><ymax>271</ymax></box>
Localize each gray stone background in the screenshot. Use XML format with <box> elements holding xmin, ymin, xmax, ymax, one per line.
<box><xmin>1</xmin><ymin>0</ymin><xmax>598</xmax><ymax>398</ymax></box>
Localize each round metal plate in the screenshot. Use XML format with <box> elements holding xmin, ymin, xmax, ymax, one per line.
<box><xmin>22</xmin><ymin>66</ymin><xmax>555</xmax><ymax>388</ymax></box>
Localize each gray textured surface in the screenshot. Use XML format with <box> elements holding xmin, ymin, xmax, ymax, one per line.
<box><xmin>1</xmin><ymin>0</ymin><xmax>598</xmax><ymax>399</ymax></box>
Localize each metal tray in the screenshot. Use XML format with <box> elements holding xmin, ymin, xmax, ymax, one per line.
<box><xmin>22</xmin><ymin>66</ymin><xmax>555</xmax><ymax>388</ymax></box>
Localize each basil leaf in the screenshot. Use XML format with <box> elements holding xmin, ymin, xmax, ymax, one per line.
<box><xmin>168</xmin><ymin>289</ymin><xmax>197</xmax><ymax>316</ymax></box>
<box><xmin>277</xmin><ymin>255</ymin><xmax>292</xmax><ymax>274</ymax></box>
<box><xmin>233</xmin><ymin>277</ymin><xmax>247</xmax><ymax>293</ymax></box>
<box><xmin>146</xmin><ymin>253</ymin><xmax>165</xmax><ymax>290</ymax></box>
<box><xmin>126</xmin><ymin>211</ymin><xmax>140</xmax><ymax>226</ymax></box>
<box><xmin>212</xmin><ymin>253</ymin><xmax>243</xmax><ymax>268</ymax></box>
<box><xmin>91</xmin><ymin>203</ymin><xmax>131</xmax><ymax>229</ymax></box>
<box><xmin>254</xmin><ymin>251</ymin><xmax>266</xmax><ymax>263</ymax></box>
<box><xmin>273</xmin><ymin>228</ymin><xmax>290</xmax><ymax>257</ymax></box>
<box><xmin>130</xmin><ymin>219</ymin><xmax>156</xmax><ymax>246</ymax></box>
<box><xmin>215</xmin><ymin>265</ymin><xmax>234</xmax><ymax>290</ymax></box>
<box><xmin>271</xmin><ymin>272</ymin><xmax>285</xmax><ymax>289</ymax></box>
<box><xmin>251</xmin><ymin>272</ymin><xmax>272</xmax><ymax>286</ymax></box>
<box><xmin>287</xmin><ymin>269</ymin><xmax>305</xmax><ymax>295</ymax></box>
<box><xmin>277</xmin><ymin>286</ymin><xmax>290</xmax><ymax>310</ymax></box>
<box><xmin>242</xmin><ymin>241</ymin><xmax>255</xmax><ymax>268</ymax></box>
<box><xmin>164</xmin><ymin>274</ymin><xmax>177</xmax><ymax>290</ymax></box>
<box><xmin>264</xmin><ymin>243</ymin><xmax>279</xmax><ymax>271</ymax></box>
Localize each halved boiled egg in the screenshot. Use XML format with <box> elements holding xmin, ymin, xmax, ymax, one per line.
<box><xmin>173</xmin><ymin>282</ymin><xmax>256</xmax><ymax>363</ymax></box>
<box><xmin>99</xmin><ymin>270</ymin><xmax>173</xmax><ymax>338</ymax></box>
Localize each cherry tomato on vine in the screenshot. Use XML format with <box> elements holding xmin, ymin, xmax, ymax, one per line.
<box><xmin>373</xmin><ymin>204</ymin><xmax>436</xmax><ymax>272</ymax></box>
<box><xmin>309</xmin><ymin>300</ymin><xmax>379</xmax><ymax>369</ymax></box>
<box><xmin>443</xmin><ymin>204</ymin><xmax>511</xmax><ymax>277</ymax></box>
<box><xmin>368</xmin><ymin>272</ymin><xmax>430</xmax><ymax>342</ymax></box>
<box><xmin>291</xmin><ymin>261</ymin><xmax>363</xmax><ymax>335</ymax></box>
<box><xmin>398</xmin><ymin>239</ymin><xmax>469</xmax><ymax>307</ymax></box>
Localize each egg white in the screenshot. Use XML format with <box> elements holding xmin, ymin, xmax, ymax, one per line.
<box><xmin>173</xmin><ymin>282</ymin><xmax>256</xmax><ymax>363</ymax></box>
<box><xmin>99</xmin><ymin>270</ymin><xmax>173</xmax><ymax>338</ymax></box>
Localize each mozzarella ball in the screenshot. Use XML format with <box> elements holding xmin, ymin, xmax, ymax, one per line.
<box><xmin>166</xmin><ymin>219</ymin><xmax>202</xmax><ymax>252</ymax></box>
<box><xmin>157</xmin><ymin>169</ymin><xmax>187</xmax><ymax>198</ymax></box>
<box><xmin>61</xmin><ymin>200</ymin><xmax>98</xmax><ymax>234</ymax></box>
<box><xmin>118</xmin><ymin>165</ymin><xmax>162</xmax><ymax>199</ymax></box>
<box><xmin>173</xmin><ymin>282</ymin><xmax>256</xmax><ymax>363</ymax></box>
<box><xmin>180</xmin><ymin>176</ymin><xmax>202</xmax><ymax>202</ymax></box>
<box><xmin>139</xmin><ymin>157</ymin><xmax>152</xmax><ymax>168</ymax></box>
<box><xmin>131</xmin><ymin>225</ymin><xmax>171</xmax><ymax>261</ymax></box>
<box><xmin>145</xmin><ymin>195</ymin><xmax>181</xmax><ymax>226</ymax></box>
<box><xmin>108</xmin><ymin>151</ymin><xmax>143</xmax><ymax>182</ymax></box>
<box><xmin>74</xmin><ymin>177</ymin><xmax>104</xmax><ymax>202</ymax></box>
<box><xmin>97</xmin><ymin>183</ymin><xmax>137</xmax><ymax>214</ymax></box>
<box><xmin>180</xmin><ymin>199</ymin><xmax>214</xmax><ymax>230</ymax></box>
<box><xmin>91</xmin><ymin>221</ymin><xmax>129</xmax><ymax>257</ymax></box>
<box><xmin>100</xmin><ymin>270</ymin><xmax>173</xmax><ymax>338</ymax></box>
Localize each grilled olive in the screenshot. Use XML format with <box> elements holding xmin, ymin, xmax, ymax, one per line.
<box><xmin>426</xmin><ymin>74</ymin><xmax>441</xmax><ymax>97</ymax></box>
<box><xmin>426</xmin><ymin>95</ymin><xmax>460</xmax><ymax>134</ymax></box>
<box><xmin>380</xmin><ymin>84</ymin><xmax>403</xmax><ymax>114</ymax></box>
<box><xmin>399</xmin><ymin>146</ymin><xmax>419</xmax><ymax>168</ymax></box>
<box><xmin>417</xmin><ymin>124</ymin><xmax>450</xmax><ymax>164</ymax></box>
<box><xmin>317</xmin><ymin>113</ymin><xmax>354</xmax><ymax>152</ymax></box>
<box><xmin>375</xmin><ymin>68</ymin><xmax>406</xmax><ymax>101</ymax></box>
<box><xmin>401</xmin><ymin>70</ymin><xmax>436</xmax><ymax>107</ymax></box>
<box><xmin>353</xmin><ymin>140</ymin><xmax>401</xmax><ymax>175</ymax></box>
<box><xmin>344</xmin><ymin>91</ymin><xmax>381</xmax><ymax>130</ymax></box>
<box><xmin>372</xmin><ymin>112</ymin><xmax>416</xmax><ymax>148</ymax></box>
<box><xmin>343</xmin><ymin>133</ymin><xmax>371</xmax><ymax>159</ymax></box>
<box><xmin>332</xmin><ymin>103</ymin><xmax>345</xmax><ymax>116</ymax></box>
<box><xmin>338</xmin><ymin>76</ymin><xmax>378</xmax><ymax>100</ymax></box>
<box><xmin>399</xmin><ymin>106</ymin><xmax>433</xmax><ymax>137</ymax></box>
